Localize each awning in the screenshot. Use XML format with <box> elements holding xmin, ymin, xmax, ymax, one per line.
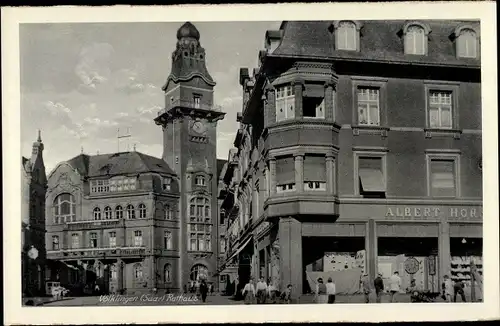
<box><xmin>226</xmin><ymin>237</ymin><xmax>253</xmax><ymax>262</ymax></box>
<box><xmin>359</xmin><ymin>168</ymin><xmax>385</xmax><ymax>192</ymax></box>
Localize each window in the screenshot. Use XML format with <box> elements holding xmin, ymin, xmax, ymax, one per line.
<box><xmin>336</xmin><ymin>21</ymin><xmax>357</xmax><ymax>51</ymax></box>
<box><xmin>138</xmin><ymin>203</ymin><xmax>147</xmax><ymax>219</ymax></box>
<box><xmin>193</xmin><ymin>95</ymin><xmax>201</xmax><ymax>109</ymax></box>
<box><xmin>190</xmin><ymin>264</ymin><xmax>208</xmax><ymax>281</ymax></box>
<box><xmin>303</xmin><ymin>96</ymin><xmax>325</xmax><ymax>118</ymax></box>
<box><xmin>163</xmin><ymin>177</ymin><xmax>172</xmax><ymax>191</ymax></box>
<box><xmin>52</xmin><ymin>235</ymin><xmax>59</xmax><ymax>250</ymax></box>
<box><xmin>110</xmin><ymin>178</ymin><xmax>136</xmax><ymax>192</ymax></box>
<box><xmin>115</xmin><ymin>205</ymin><xmax>123</xmax><ymax>219</ymax></box>
<box><xmin>220</xmin><ymin>237</ymin><xmax>226</xmax><ymax>253</ymax></box>
<box><xmin>188</xmin><ymin>197</ymin><xmax>212</xmax><ymax>251</ymax></box>
<box><xmin>53</xmin><ymin>193</ymin><xmax>76</xmax><ymax>223</ymax></box>
<box><xmin>275</xmin><ymin>85</ymin><xmax>295</xmax><ymax>122</ymax></box>
<box><xmin>428</xmin><ymin>91</ymin><xmax>453</xmax><ymax>129</ymax></box>
<box><xmin>357</xmin><ymin>87</ymin><xmax>380</xmax><ymax>126</ymax></box>
<box><xmin>457</xmin><ymin>28</ymin><xmax>477</xmax><ymax>58</ymax></box>
<box><xmin>356</xmin><ymin>154</ymin><xmax>386</xmax><ymax>198</ymax></box>
<box><xmin>165</xmin><ymin>204</ymin><xmax>172</xmax><ymax>220</ymax></box>
<box><xmin>71</xmin><ymin>233</ymin><xmax>79</xmax><ymax>249</ymax></box>
<box><xmin>93</xmin><ymin>207</ymin><xmax>101</xmax><ymax>220</ymax></box>
<box><xmin>195</xmin><ymin>175</ymin><xmax>206</xmax><ymax>186</ymax></box>
<box><xmin>91</xmin><ymin>179</ymin><xmax>110</xmax><ymax>193</ymax></box>
<box><xmin>428</xmin><ymin>157</ymin><xmax>458</xmax><ymax>197</ymax></box>
<box><xmin>164</xmin><ymin>264</ymin><xmax>172</xmax><ymax>282</ymax></box>
<box><xmin>134</xmin><ymin>230</ymin><xmax>143</xmax><ymax>246</ymax></box>
<box><xmin>304</xmin><ymin>154</ymin><xmax>327</xmax><ymax>191</ymax></box>
<box><xmin>405</xmin><ymin>24</ymin><xmax>426</xmax><ymax>55</ymax></box>
<box><xmin>109</xmin><ymin>232</ymin><xmax>117</xmax><ymax>247</ymax></box>
<box><xmin>104</xmin><ymin>206</ymin><xmax>112</xmax><ymax>220</ymax></box>
<box><xmin>276</xmin><ymin>156</ymin><xmax>295</xmax><ymax>193</ymax></box>
<box><xmin>133</xmin><ymin>263</ymin><xmax>143</xmax><ymax>280</ymax></box>
<box><xmin>127</xmin><ymin>204</ymin><xmax>135</xmax><ymax>219</ymax></box>
<box><xmin>164</xmin><ymin>231</ymin><xmax>173</xmax><ymax>249</ymax></box>
<box><xmin>304</xmin><ymin>181</ymin><xmax>327</xmax><ymax>191</ymax></box>
<box><xmin>89</xmin><ymin>232</ymin><xmax>98</xmax><ymax>248</ymax></box>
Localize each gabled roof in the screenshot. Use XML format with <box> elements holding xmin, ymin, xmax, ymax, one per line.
<box><xmin>273</xmin><ymin>20</ymin><xmax>481</xmax><ymax>67</ymax></box>
<box><xmin>216</xmin><ymin>159</ymin><xmax>227</xmax><ymax>180</ymax></box>
<box><xmin>66</xmin><ymin>151</ymin><xmax>175</xmax><ymax>178</ymax></box>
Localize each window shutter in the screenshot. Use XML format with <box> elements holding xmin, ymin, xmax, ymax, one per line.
<box><xmin>358</xmin><ymin>157</ymin><xmax>385</xmax><ymax>192</ymax></box>
<box><xmin>431</xmin><ymin>160</ymin><xmax>455</xmax><ymax>196</ymax></box>
<box><xmin>276</xmin><ymin>156</ymin><xmax>295</xmax><ymax>185</ymax></box>
<box><xmin>304</xmin><ymin>155</ymin><xmax>326</xmax><ymax>182</ymax></box>
<box><xmin>304</xmin><ymin>84</ymin><xmax>324</xmax><ymax>98</ymax></box>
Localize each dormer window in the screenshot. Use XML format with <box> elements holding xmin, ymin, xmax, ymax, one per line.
<box><xmin>195</xmin><ymin>175</ymin><xmax>206</xmax><ymax>186</ymax></box>
<box><xmin>163</xmin><ymin>177</ymin><xmax>172</xmax><ymax>191</ymax></box>
<box><xmin>456</xmin><ymin>27</ymin><xmax>478</xmax><ymax>58</ymax></box>
<box><xmin>336</xmin><ymin>21</ymin><xmax>358</xmax><ymax>51</ymax></box>
<box><xmin>402</xmin><ymin>22</ymin><xmax>431</xmax><ymax>55</ymax></box>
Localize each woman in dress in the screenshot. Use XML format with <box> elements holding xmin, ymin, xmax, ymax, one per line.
<box><xmin>242</xmin><ymin>278</ymin><xmax>256</xmax><ymax>304</ymax></box>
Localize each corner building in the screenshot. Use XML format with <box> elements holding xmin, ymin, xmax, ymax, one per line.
<box><xmin>221</xmin><ymin>20</ymin><xmax>482</xmax><ymax>297</ymax></box>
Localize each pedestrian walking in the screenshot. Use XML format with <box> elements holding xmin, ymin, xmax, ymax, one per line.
<box><xmin>374</xmin><ymin>272</ymin><xmax>385</xmax><ymax>303</ymax></box>
<box><xmin>210</xmin><ymin>283</ymin><xmax>214</xmax><ymax>295</ymax></box>
<box><xmin>360</xmin><ymin>273</ymin><xmax>371</xmax><ymax>303</ymax></box>
<box><xmin>267</xmin><ymin>278</ymin><xmax>277</xmax><ymax>304</ymax></box>
<box><xmin>315</xmin><ymin>278</ymin><xmax>328</xmax><ymax>303</ymax></box>
<box><xmin>280</xmin><ymin>284</ymin><xmax>293</xmax><ymax>304</ymax></box>
<box><xmin>389</xmin><ymin>271</ymin><xmax>402</xmax><ymax>303</ymax></box>
<box><xmin>256</xmin><ymin>277</ymin><xmax>268</xmax><ymax>304</ymax></box>
<box><xmin>443</xmin><ymin>275</ymin><xmax>453</xmax><ymax>302</ymax></box>
<box><xmin>326</xmin><ymin>277</ymin><xmax>336</xmax><ymax>304</ymax></box>
<box><xmin>453</xmin><ymin>279</ymin><xmax>466</xmax><ymax>302</ymax></box>
<box><xmin>242</xmin><ymin>278</ymin><xmax>256</xmax><ymax>304</ymax></box>
<box><xmin>199</xmin><ymin>279</ymin><xmax>209</xmax><ymax>303</ymax></box>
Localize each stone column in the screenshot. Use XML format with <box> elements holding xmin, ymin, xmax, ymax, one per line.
<box><xmin>264</xmin><ymin>86</ymin><xmax>275</xmax><ymax>128</ymax></box>
<box><xmin>269</xmin><ymin>157</ymin><xmax>277</xmax><ymax>196</ymax></box>
<box><xmin>365</xmin><ymin>219</ymin><xmax>377</xmax><ymax>281</ymax></box>
<box><xmin>264</xmin><ymin>247</ymin><xmax>269</xmax><ymax>281</ymax></box>
<box><xmin>150</xmin><ymin>256</ymin><xmax>156</xmax><ymax>289</ymax></box>
<box><xmin>294</xmin><ymin>153</ymin><xmax>304</xmax><ymax>193</ymax></box>
<box><xmin>278</xmin><ymin>217</ymin><xmax>302</xmax><ymax>298</ymax></box>
<box><xmin>438</xmin><ymin>220</ymin><xmax>451</xmax><ymax>282</ymax></box>
<box><xmin>326</xmin><ymin>153</ymin><xmax>335</xmax><ymax>195</ymax></box>
<box><xmin>117</xmin><ymin>259</ymin><xmax>124</xmax><ymax>294</ymax></box>
<box><xmin>293</xmin><ymin>80</ymin><xmax>303</xmax><ymax>118</ymax></box>
<box><xmin>324</xmin><ymin>82</ymin><xmax>335</xmax><ymax>121</ymax></box>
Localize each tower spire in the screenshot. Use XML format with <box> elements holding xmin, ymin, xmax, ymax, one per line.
<box><xmin>37</xmin><ymin>129</ymin><xmax>42</xmax><ymax>143</ymax></box>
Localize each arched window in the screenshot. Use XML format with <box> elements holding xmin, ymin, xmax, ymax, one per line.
<box><xmin>93</xmin><ymin>207</ymin><xmax>101</xmax><ymax>220</ymax></box>
<box><xmin>165</xmin><ymin>204</ymin><xmax>171</xmax><ymax>220</ymax></box>
<box><xmin>138</xmin><ymin>203</ymin><xmax>147</xmax><ymax>219</ymax></box>
<box><xmin>133</xmin><ymin>263</ymin><xmax>143</xmax><ymax>280</ymax></box>
<box><xmin>104</xmin><ymin>206</ymin><xmax>112</xmax><ymax>219</ymax></box>
<box><xmin>115</xmin><ymin>205</ymin><xmax>123</xmax><ymax>219</ymax></box>
<box><xmin>190</xmin><ymin>264</ymin><xmax>208</xmax><ymax>281</ymax></box>
<box><xmin>53</xmin><ymin>193</ymin><xmax>76</xmax><ymax>223</ymax></box>
<box><xmin>127</xmin><ymin>204</ymin><xmax>135</xmax><ymax>219</ymax></box>
<box><xmin>404</xmin><ymin>24</ymin><xmax>426</xmax><ymax>55</ymax></box>
<box><xmin>164</xmin><ymin>231</ymin><xmax>173</xmax><ymax>249</ymax></box>
<box><xmin>336</xmin><ymin>21</ymin><xmax>357</xmax><ymax>51</ymax></box>
<box><xmin>195</xmin><ymin>175</ymin><xmax>206</xmax><ymax>186</ymax></box>
<box><xmin>457</xmin><ymin>28</ymin><xmax>477</xmax><ymax>58</ymax></box>
<box><xmin>164</xmin><ymin>264</ymin><xmax>172</xmax><ymax>282</ymax></box>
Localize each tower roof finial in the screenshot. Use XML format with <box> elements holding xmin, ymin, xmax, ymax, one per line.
<box><xmin>37</xmin><ymin>129</ymin><xmax>42</xmax><ymax>142</ymax></box>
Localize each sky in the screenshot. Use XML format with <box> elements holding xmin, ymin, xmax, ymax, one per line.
<box><xmin>20</xmin><ymin>21</ymin><xmax>280</xmax><ymax>173</ymax></box>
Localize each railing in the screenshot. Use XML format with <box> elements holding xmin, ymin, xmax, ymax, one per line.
<box><xmin>169</xmin><ymin>99</ymin><xmax>223</xmax><ymax>112</ymax></box>
<box><xmin>47</xmin><ymin>246</ymin><xmax>146</xmax><ymax>259</ymax></box>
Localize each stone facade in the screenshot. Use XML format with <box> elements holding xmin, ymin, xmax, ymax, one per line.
<box><xmin>221</xmin><ymin>20</ymin><xmax>482</xmax><ymax>296</ymax></box>
<box><xmin>154</xmin><ymin>22</ymin><xmax>226</xmax><ymax>290</ymax></box>
<box><xmin>22</xmin><ymin>131</ymin><xmax>48</xmax><ymax>296</ymax></box>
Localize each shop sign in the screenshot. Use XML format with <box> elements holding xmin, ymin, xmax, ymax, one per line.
<box><xmin>385</xmin><ymin>206</ymin><xmax>482</xmax><ymax>221</ymax></box>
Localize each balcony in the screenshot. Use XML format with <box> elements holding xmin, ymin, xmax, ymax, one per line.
<box><xmin>64</xmin><ymin>219</ymin><xmax>124</xmax><ymax>231</ymax></box>
<box><xmin>47</xmin><ymin>246</ymin><xmax>146</xmax><ymax>259</ymax></box>
<box><xmin>155</xmin><ymin>99</ymin><xmax>225</xmax><ymax>124</ymax></box>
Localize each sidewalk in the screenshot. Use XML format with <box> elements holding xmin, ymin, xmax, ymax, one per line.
<box><xmin>23</xmin><ymin>296</ymin><xmax>74</xmax><ymax>306</ymax></box>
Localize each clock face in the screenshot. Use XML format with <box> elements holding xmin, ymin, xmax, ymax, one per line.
<box><xmin>192</xmin><ymin>121</ymin><xmax>206</xmax><ymax>134</ymax></box>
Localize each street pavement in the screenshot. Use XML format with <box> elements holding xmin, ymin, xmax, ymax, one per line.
<box><xmin>42</xmin><ymin>292</ymin><xmax>456</xmax><ymax>306</ymax></box>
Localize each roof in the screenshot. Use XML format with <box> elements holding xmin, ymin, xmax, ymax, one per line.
<box><xmin>273</xmin><ymin>20</ymin><xmax>481</xmax><ymax>67</ymax></box>
<box><xmin>66</xmin><ymin>152</ymin><xmax>175</xmax><ymax>178</ymax></box>
<box><xmin>217</xmin><ymin>159</ymin><xmax>227</xmax><ymax>180</ymax></box>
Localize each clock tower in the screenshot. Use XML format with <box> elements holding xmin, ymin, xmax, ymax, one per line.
<box><xmin>155</xmin><ymin>22</ymin><xmax>225</xmax><ymax>289</ymax></box>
